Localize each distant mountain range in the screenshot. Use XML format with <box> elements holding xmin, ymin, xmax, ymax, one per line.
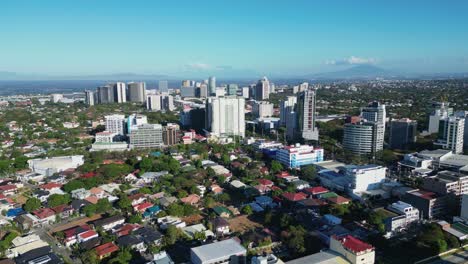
<box><xmin>1</xmin><ymin>65</ymin><xmax>468</xmax><ymax>81</ymax></box>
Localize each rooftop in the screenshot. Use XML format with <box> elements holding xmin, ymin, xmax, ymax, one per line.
<box><xmin>335</xmin><ymin>235</ymin><xmax>374</xmax><ymax>254</ymax></box>
<box><xmin>190</xmin><ymin>238</ymin><xmax>246</xmax><ymax>262</ymax></box>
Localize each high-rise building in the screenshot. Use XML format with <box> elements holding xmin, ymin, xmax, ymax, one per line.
<box><xmin>198</xmin><ymin>84</ymin><xmax>208</xmax><ymax>98</ymax></box>
<box><xmin>428</xmin><ymin>102</ymin><xmax>453</xmax><ymax>134</ymax></box>
<box><xmin>206</xmin><ymin>96</ymin><xmax>245</xmax><ymax>137</ymax></box>
<box><xmin>146</xmin><ymin>95</ymin><xmax>162</xmax><ymax>111</ymax></box>
<box><xmin>129</xmin><ymin>124</ymin><xmax>163</xmax><ymax>149</ymax></box>
<box><xmin>455</xmin><ymin>111</ymin><xmax>468</xmax><ymax>149</ymax></box>
<box><xmin>299</xmin><ymin>82</ymin><xmax>309</xmax><ymax>93</ymax></box>
<box><xmin>252</xmin><ymin>101</ymin><xmax>274</xmax><ymax>118</ymax></box>
<box><xmin>389</xmin><ymin>118</ymin><xmax>417</xmax><ymax>150</ymax></box>
<box><xmin>343</xmin><ymin>121</ymin><xmax>379</xmax><ymax>155</ymax></box>
<box><xmin>180</xmin><ymin>106</ymin><xmax>206</xmax><ymax>132</ymax></box>
<box><xmin>163</xmin><ymin>123</ymin><xmax>180</xmax><ymax>146</ymax></box>
<box><xmin>242</xmin><ymin>87</ymin><xmax>249</xmax><ymax>99</ymax></box>
<box><xmin>85</xmin><ymin>90</ymin><xmax>96</xmax><ymax>106</ymax></box>
<box><xmin>254</xmin><ymin>77</ymin><xmax>270</xmax><ymax>100</ymax></box>
<box><xmin>159</xmin><ymin>80</ymin><xmax>169</xmax><ymax>93</ymax></box>
<box><xmin>296</xmin><ymin>89</ymin><xmax>319</xmax><ymax>141</ymax></box>
<box><xmin>280</xmin><ymin>96</ymin><xmax>297</xmax><ymax>126</ymax></box>
<box><xmin>227</xmin><ymin>84</ymin><xmax>238</xmax><ymax>96</ymax></box>
<box><xmin>361</xmin><ymin>102</ymin><xmax>386</xmax><ymax>152</ymax></box>
<box><xmin>50</xmin><ymin>94</ymin><xmax>63</xmax><ymax>103</ymax></box>
<box><xmin>182</xmin><ymin>80</ymin><xmax>192</xmax><ymax>87</ymax></box>
<box><xmin>127</xmin><ymin>82</ymin><xmax>146</xmax><ymax>102</ymax></box>
<box><xmin>180</xmin><ymin>86</ymin><xmax>197</xmax><ymax>97</ymax></box>
<box><xmin>208</xmin><ymin>76</ymin><xmax>216</xmax><ymax>96</ymax></box>
<box><xmin>146</xmin><ymin>94</ymin><xmax>174</xmax><ymax>111</ymax></box>
<box><xmin>435</xmin><ymin>116</ymin><xmax>465</xmax><ymax>154</ymax></box>
<box><xmin>97</xmin><ymin>85</ymin><xmax>114</xmax><ymax>104</ymax></box>
<box><xmin>112</xmin><ymin>82</ymin><xmax>127</xmax><ymax>103</ymax></box>
<box><xmin>105</xmin><ymin>114</ymin><xmax>126</xmax><ymax>137</ymax></box>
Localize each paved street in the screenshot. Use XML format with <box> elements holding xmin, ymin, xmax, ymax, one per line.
<box><xmin>427</xmin><ymin>249</ymin><xmax>468</xmax><ymax>264</ymax></box>
<box><xmin>35</xmin><ymin>226</ymin><xmax>82</xmax><ymax>264</ymax></box>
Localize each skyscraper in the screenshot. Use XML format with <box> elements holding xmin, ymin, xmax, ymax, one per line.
<box><xmin>296</xmin><ymin>89</ymin><xmax>319</xmax><ymax>141</ymax></box>
<box><xmin>455</xmin><ymin>111</ymin><xmax>468</xmax><ymax>149</ymax></box>
<box><xmin>85</xmin><ymin>90</ymin><xmax>96</xmax><ymax>106</ymax></box>
<box><xmin>112</xmin><ymin>82</ymin><xmax>127</xmax><ymax>103</ymax></box>
<box><xmin>206</xmin><ymin>96</ymin><xmax>245</xmax><ymax>137</ymax></box>
<box><xmin>146</xmin><ymin>95</ymin><xmax>162</xmax><ymax>111</ymax></box>
<box><xmin>280</xmin><ymin>96</ymin><xmax>297</xmax><ymax>126</ymax></box>
<box><xmin>254</xmin><ymin>77</ymin><xmax>270</xmax><ymax>100</ymax></box>
<box><xmin>127</xmin><ymin>82</ymin><xmax>146</xmax><ymax>102</ymax></box>
<box><xmin>252</xmin><ymin>101</ymin><xmax>274</xmax><ymax>118</ymax></box>
<box><xmin>198</xmin><ymin>84</ymin><xmax>208</xmax><ymax>98</ymax></box>
<box><xmin>208</xmin><ymin>76</ymin><xmax>216</xmax><ymax>96</ymax></box>
<box><xmin>361</xmin><ymin>102</ymin><xmax>386</xmax><ymax>152</ymax></box>
<box><xmin>428</xmin><ymin>102</ymin><xmax>453</xmax><ymax>134</ymax></box>
<box><xmin>435</xmin><ymin>116</ymin><xmax>465</xmax><ymax>154</ymax></box>
<box><xmin>159</xmin><ymin>80</ymin><xmax>169</xmax><ymax>93</ymax></box>
<box><xmin>389</xmin><ymin>118</ymin><xmax>417</xmax><ymax>150</ymax></box>
<box><xmin>343</xmin><ymin>120</ymin><xmax>379</xmax><ymax>155</ymax></box>
<box><xmin>227</xmin><ymin>84</ymin><xmax>238</xmax><ymax>96</ymax></box>
<box><xmin>105</xmin><ymin>114</ymin><xmax>126</xmax><ymax>137</ymax></box>
<box><xmin>97</xmin><ymin>85</ymin><xmax>114</xmax><ymax>104</ymax></box>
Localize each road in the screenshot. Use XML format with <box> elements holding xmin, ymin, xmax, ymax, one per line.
<box><xmin>35</xmin><ymin>226</ymin><xmax>82</xmax><ymax>264</ymax></box>
<box><xmin>427</xmin><ymin>249</ymin><xmax>468</xmax><ymax>264</ymax></box>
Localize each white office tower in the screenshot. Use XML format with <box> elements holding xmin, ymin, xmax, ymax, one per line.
<box><xmin>455</xmin><ymin>111</ymin><xmax>468</xmax><ymax>149</ymax></box>
<box><xmin>147</xmin><ymin>95</ymin><xmax>162</xmax><ymax>111</ymax></box>
<box><xmin>50</xmin><ymin>93</ymin><xmax>63</xmax><ymax>103</ymax></box>
<box><xmin>428</xmin><ymin>102</ymin><xmax>453</xmax><ymax>134</ymax></box>
<box><xmin>270</xmin><ymin>83</ymin><xmax>276</xmax><ymax>93</ymax></box>
<box><xmin>361</xmin><ymin>102</ymin><xmax>386</xmax><ymax>152</ymax></box>
<box><xmin>299</xmin><ymin>82</ymin><xmax>309</xmax><ymax>93</ymax></box>
<box><xmin>129</xmin><ymin>124</ymin><xmax>163</xmax><ymax>149</ymax></box>
<box><xmin>435</xmin><ymin>116</ymin><xmax>465</xmax><ymax>154</ymax></box>
<box><xmin>111</xmin><ymin>82</ymin><xmax>127</xmax><ymax>103</ymax></box>
<box><xmin>280</xmin><ymin>96</ymin><xmax>297</xmax><ymax>126</ymax></box>
<box><xmin>215</xmin><ymin>87</ymin><xmax>226</xmax><ymax>97</ymax></box>
<box><xmin>297</xmin><ymin>89</ymin><xmax>319</xmax><ymax>141</ymax></box>
<box><xmin>97</xmin><ymin>85</ymin><xmax>114</xmax><ymax>103</ymax></box>
<box><xmin>105</xmin><ymin>114</ymin><xmax>126</xmax><ymax>136</ymax></box>
<box><xmin>208</xmin><ymin>76</ymin><xmax>216</xmax><ymax>96</ymax></box>
<box><xmin>255</xmin><ymin>76</ymin><xmax>270</xmax><ymax>100</ymax></box>
<box><xmin>159</xmin><ymin>80</ymin><xmax>169</xmax><ymax>93</ymax></box>
<box><xmin>146</xmin><ymin>94</ymin><xmax>174</xmax><ymax>111</ymax></box>
<box><xmin>242</xmin><ymin>87</ymin><xmax>249</xmax><ymax>99</ymax></box>
<box><xmin>127</xmin><ymin>114</ymin><xmax>148</xmax><ymax>134</ymax></box>
<box><xmin>127</xmin><ymin>82</ymin><xmax>146</xmax><ymax>102</ymax></box>
<box><xmin>84</xmin><ymin>90</ymin><xmax>95</xmax><ymax>106</ymax></box>
<box><xmin>206</xmin><ymin>96</ymin><xmax>245</xmax><ymax>137</ymax></box>
<box><xmin>252</xmin><ymin>101</ymin><xmax>274</xmax><ymax>118</ymax></box>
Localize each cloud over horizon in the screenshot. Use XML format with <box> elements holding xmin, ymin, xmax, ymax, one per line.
<box><xmin>326</xmin><ymin>56</ymin><xmax>377</xmax><ymax>65</ymax></box>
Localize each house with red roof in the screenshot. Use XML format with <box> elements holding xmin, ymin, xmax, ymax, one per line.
<box><xmin>95</xmin><ymin>242</ymin><xmax>119</xmax><ymax>260</ymax></box>
<box><xmin>257</xmin><ymin>179</ymin><xmax>274</xmax><ymax>187</ymax></box>
<box><xmin>81</xmin><ymin>172</ymin><xmax>97</xmax><ymax>179</ymax></box>
<box><xmin>39</xmin><ymin>183</ymin><xmax>63</xmax><ymax>192</ymax></box>
<box><xmin>133</xmin><ymin>202</ymin><xmax>154</xmax><ymax>213</ymax></box>
<box><xmin>51</xmin><ymin>204</ymin><xmax>74</xmax><ymax>219</ymax></box>
<box><xmin>0</xmin><ymin>184</ymin><xmax>18</xmax><ymax>196</ymax></box>
<box><xmin>180</xmin><ymin>194</ymin><xmax>200</xmax><ymax>206</ymax></box>
<box><xmin>77</xmin><ymin>229</ymin><xmax>99</xmax><ymax>243</ymax></box>
<box><xmin>32</xmin><ymin>208</ymin><xmax>56</xmax><ymax>224</ymax></box>
<box><xmin>282</xmin><ymin>192</ymin><xmax>307</xmax><ymax>202</ymax></box>
<box><xmin>113</xmin><ymin>223</ymin><xmax>141</xmax><ymax>237</ymax></box>
<box><xmin>303</xmin><ymin>186</ymin><xmax>329</xmax><ymax>197</ymax></box>
<box><xmin>327</xmin><ymin>196</ymin><xmax>351</xmax><ymax>205</ymax></box>
<box><xmin>129</xmin><ymin>193</ymin><xmax>146</xmax><ymax>206</ymax></box>
<box><xmin>330</xmin><ymin>235</ymin><xmax>375</xmax><ymax>264</ymax></box>
<box><xmin>62</xmin><ymin>225</ymin><xmax>91</xmax><ymax>246</ymax></box>
<box><xmin>210</xmin><ymin>184</ymin><xmax>224</xmax><ymax>195</ymax></box>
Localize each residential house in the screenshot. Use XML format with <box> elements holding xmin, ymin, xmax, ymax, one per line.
<box><xmin>211</xmin><ymin>217</ymin><xmax>230</xmax><ymax>236</ymax></box>
<box><xmin>181</xmin><ymin>194</ymin><xmax>201</xmax><ymax>206</ymax></box>
<box><xmin>117</xmin><ymin>235</ymin><xmax>146</xmax><ymax>252</ymax></box>
<box><xmin>92</xmin><ymin>215</ymin><xmax>125</xmax><ymax>231</ymax></box>
<box><xmin>94</xmin><ymin>242</ymin><xmax>119</xmax><ymax>260</ymax></box>
<box><xmin>213</xmin><ymin>206</ymin><xmax>232</xmax><ymax>218</ymax></box>
<box><xmin>32</xmin><ymin>208</ymin><xmax>56</xmax><ymax>224</ymax></box>
<box><xmin>190</xmin><ymin>238</ymin><xmax>247</xmax><ymax>264</ymax></box>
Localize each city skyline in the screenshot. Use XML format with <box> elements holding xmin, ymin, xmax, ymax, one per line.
<box><xmin>1</xmin><ymin>1</ymin><xmax>468</xmax><ymax>78</ymax></box>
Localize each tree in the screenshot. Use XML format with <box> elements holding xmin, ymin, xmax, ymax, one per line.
<box><xmin>24</xmin><ymin>197</ymin><xmax>41</xmax><ymax>212</ymax></box>
<box><xmin>301</xmin><ymin>165</ymin><xmax>317</xmax><ymax>181</ymax></box>
<box><xmin>139</xmin><ymin>157</ymin><xmax>153</xmax><ymax>171</ymax></box>
<box><xmin>63</xmin><ymin>180</ymin><xmax>85</xmax><ymax>193</ymax></box>
<box><xmin>163</xmin><ymin>225</ymin><xmax>179</xmax><ymax>246</ymax></box>
<box><xmin>96</xmin><ymin>198</ymin><xmax>112</xmax><ymax>213</ymax></box>
<box><xmin>194</xmin><ymin>231</ymin><xmax>206</xmax><ymax>241</ymax></box>
<box><xmin>217</xmin><ymin>193</ymin><xmax>230</xmax><ymax>204</ymax></box>
<box><xmin>83</xmin><ymin>204</ymin><xmax>97</xmax><ymax>217</ymax></box>
<box><xmin>139</xmin><ymin>187</ymin><xmax>152</xmax><ymax>194</ymax></box>
<box><xmin>47</xmin><ymin>194</ymin><xmax>71</xmax><ymax>208</ymax></box>
<box><xmin>13</xmin><ymin>156</ymin><xmax>28</xmax><ymax>169</ymax></box>
<box><xmin>270</xmin><ymin>160</ymin><xmax>283</xmax><ymax>174</ymax></box>
<box><xmin>204</xmin><ymin>197</ymin><xmax>215</xmax><ymax>208</ymax></box>
<box><xmin>109</xmin><ymin>248</ymin><xmax>132</xmax><ymax>264</ymax></box>
<box><xmin>242</xmin><ymin>205</ymin><xmax>253</xmax><ymax>215</ymax></box>
<box><xmin>0</xmin><ymin>160</ymin><xmax>11</xmax><ymax>173</ymax></box>
<box><xmin>128</xmin><ymin>214</ymin><xmax>142</xmax><ymax>224</ymax></box>
<box><xmin>285</xmin><ymin>226</ymin><xmax>307</xmax><ymax>255</ymax></box>
<box><xmin>117</xmin><ymin>194</ymin><xmax>131</xmax><ymax>211</ymax></box>
<box><xmin>81</xmin><ymin>250</ymin><xmax>99</xmax><ymax>264</ymax></box>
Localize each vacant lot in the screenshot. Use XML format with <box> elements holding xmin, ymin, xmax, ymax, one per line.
<box><xmin>228</xmin><ymin>215</ymin><xmax>262</xmax><ymax>233</ymax></box>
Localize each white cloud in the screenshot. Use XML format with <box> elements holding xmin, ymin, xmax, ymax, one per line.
<box><xmin>326</xmin><ymin>56</ymin><xmax>377</xmax><ymax>65</ymax></box>
<box><xmin>184</xmin><ymin>62</ymin><xmax>212</xmax><ymax>70</ymax></box>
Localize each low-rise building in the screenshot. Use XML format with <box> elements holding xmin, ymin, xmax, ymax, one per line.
<box><xmin>329</xmin><ymin>235</ymin><xmax>375</xmax><ymax>264</ymax></box>
<box><xmin>275</xmin><ymin>144</ymin><xmax>324</xmax><ymax>169</ymax></box>
<box><xmin>190</xmin><ymin>238</ymin><xmax>247</xmax><ymax>264</ymax></box>
<box><xmin>402</xmin><ymin>189</ymin><xmax>451</xmax><ymax>219</ymax></box>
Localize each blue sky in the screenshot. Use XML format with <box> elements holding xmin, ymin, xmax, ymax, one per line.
<box><xmin>1</xmin><ymin>0</ymin><xmax>468</xmax><ymax>77</ymax></box>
